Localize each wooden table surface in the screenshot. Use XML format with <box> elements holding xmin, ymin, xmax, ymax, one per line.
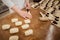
<box><xmin>0</xmin><ymin>8</ymin><xmax>60</xmax><ymax>40</ymax></box>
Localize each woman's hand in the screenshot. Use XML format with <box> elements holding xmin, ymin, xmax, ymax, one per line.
<box><xmin>11</xmin><ymin>5</ymin><xmax>32</xmax><ymax>19</ymax></box>
<box><xmin>19</xmin><ymin>11</ymin><xmax>32</xmax><ymax>19</ymax></box>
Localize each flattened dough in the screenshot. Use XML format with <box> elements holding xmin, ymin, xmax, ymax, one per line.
<box><xmin>10</xmin><ymin>28</ymin><xmax>19</xmax><ymax>34</ymax></box>
<box><xmin>9</xmin><ymin>35</ymin><xmax>19</xmax><ymax>40</ymax></box>
<box><xmin>11</xmin><ymin>18</ymin><xmax>18</xmax><ymax>23</ymax></box>
<box><xmin>24</xmin><ymin>19</ymin><xmax>31</xmax><ymax>24</ymax></box>
<box><xmin>15</xmin><ymin>21</ymin><xmax>22</xmax><ymax>26</ymax></box>
<box><xmin>2</xmin><ymin>24</ymin><xmax>10</xmax><ymax>30</ymax></box>
<box><xmin>21</xmin><ymin>24</ymin><xmax>29</xmax><ymax>29</ymax></box>
<box><xmin>25</xmin><ymin>29</ymin><xmax>33</xmax><ymax>36</ymax></box>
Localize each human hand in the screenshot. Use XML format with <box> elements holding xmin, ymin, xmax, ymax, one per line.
<box><xmin>19</xmin><ymin>11</ymin><xmax>32</xmax><ymax>19</ymax></box>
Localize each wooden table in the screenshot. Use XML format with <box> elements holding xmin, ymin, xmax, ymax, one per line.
<box><xmin>0</xmin><ymin>8</ymin><xmax>60</xmax><ymax>40</ymax></box>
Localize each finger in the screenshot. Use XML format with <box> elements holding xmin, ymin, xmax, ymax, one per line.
<box><xmin>27</xmin><ymin>15</ymin><xmax>32</xmax><ymax>19</ymax></box>
<box><xmin>28</xmin><ymin>12</ymin><xmax>32</xmax><ymax>18</ymax></box>
<box><xmin>23</xmin><ymin>16</ymin><xmax>27</xmax><ymax>19</ymax></box>
<box><xmin>25</xmin><ymin>17</ymin><xmax>28</xmax><ymax>19</ymax></box>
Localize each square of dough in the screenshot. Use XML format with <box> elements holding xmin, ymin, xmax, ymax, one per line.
<box><xmin>9</xmin><ymin>35</ymin><xmax>19</xmax><ymax>40</ymax></box>
<box><xmin>24</xmin><ymin>19</ymin><xmax>31</xmax><ymax>24</ymax></box>
<box><xmin>2</xmin><ymin>24</ymin><xmax>10</xmax><ymax>30</ymax></box>
<box><xmin>10</xmin><ymin>28</ymin><xmax>19</xmax><ymax>34</ymax></box>
<box><xmin>24</xmin><ymin>29</ymin><xmax>33</xmax><ymax>36</ymax></box>
<box><xmin>11</xmin><ymin>18</ymin><xmax>18</xmax><ymax>23</ymax></box>
<box><xmin>21</xmin><ymin>24</ymin><xmax>29</xmax><ymax>29</ymax></box>
<box><xmin>15</xmin><ymin>21</ymin><xmax>22</xmax><ymax>26</ymax></box>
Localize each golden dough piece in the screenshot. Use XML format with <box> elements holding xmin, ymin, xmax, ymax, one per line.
<box><xmin>2</xmin><ymin>24</ymin><xmax>10</xmax><ymax>30</ymax></box>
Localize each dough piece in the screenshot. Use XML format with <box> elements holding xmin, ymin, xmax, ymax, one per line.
<box><xmin>11</xmin><ymin>18</ymin><xmax>18</xmax><ymax>23</ymax></box>
<box><xmin>15</xmin><ymin>21</ymin><xmax>22</xmax><ymax>26</ymax></box>
<box><xmin>39</xmin><ymin>17</ymin><xmax>49</xmax><ymax>21</ymax></box>
<box><xmin>39</xmin><ymin>0</ymin><xmax>44</xmax><ymax>4</ymax></box>
<box><xmin>40</xmin><ymin>0</ymin><xmax>49</xmax><ymax>9</ymax></box>
<box><xmin>9</xmin><ymin>35</ymin><xmax>19</xmax><ymax>40</ymax></box>
<box><xmin>2</xmin><ymin>24</ymin><xmax>10</xmax><ymax>30</ymax></box>
<box><xmin>24</xmin><ymin>19</ymin><xmax>31</xmax><ymax>24</ymax></box>
<box><xmin>10</xmin><ymin>28</ymin><xmax>19</xmax><ymax>34</ymax></box>
<box><xmin>21</xmin><ymin>24</ymin><xmax>29</xmax><ymax>29</ymax></box>
<box><xmin>48</xmin><ymin>14</ymin><xmax>55</xmax><ymax>21</ymax></box>
<box><xmin>47</xmin><ymin>0</ymin><xmax>54</xmax><ymax>7</ymax></box>
<box><xmin>31</xmin><ymin>5</ymin><xmax>35</xmax><ymax>8</ymax></box>
<box><xmin>25</xmin><ymin>29</ymin><xmax>33</xmax><ymax>36</ymax></box>
<box><xmin>53</xmin><ymin>19</ymin><xmax>60</xmax><ymax>27</ymax></box>
<box><xmin>53</xmin><ymin>1</ymin><xmax>59</xmax><ymax>6</ymax></box>
<box><xmin>40</xmin><ymin>12</ymin><xmax>45</xmax><ymax>17</ymax></box>
<box><xmin>46</xmin><ymin>7</ymin><xmax>54</xmax><ymax>13</ymax></box>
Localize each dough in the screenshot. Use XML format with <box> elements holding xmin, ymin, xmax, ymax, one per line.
<box><xmin>11</xmin><ymin>18</ymin><xmax>18</xmax><ymax>23</ymax></box>
<box><xmin>47</xmin><ymin>0</ymin><xmax>54</xmax><ymax>7</ymax></box>
<box><xmin>2</xmin><ymin>24</ymin><xmax>10</xmax><ymax>30</ymax></box>
<box><xmin>21</xmin><ymin>24</ymin><xmax>29</xmax><ymax>29</ymax></box>
<box><xmin>40</xmin><ymin>12</ymin><xmax>45</xmax><ymax>17</ymax></box>
<box><xmin>48</xmin><ymin>14</ymin><xmax>55</xmax><ymax>21</ymax></box>
<box><xmin>39</xmin><ymin>17</ymin><xmax>49</xmax><ymax>21</ymax></box>
<box><xmin>24</xmin><ymin>19</ymin><xmax>31</xmax><ymax>24</ymax></box>
<box><xmin>39</xmin><ymin>0</ymin><xmax>44</xmax><ymax>4</ymax></box>
<box><xmin>46</xmin><ymin>7</ymin><xmax>54</xmax><ymax>13</ymax></box>
<box><xmin>24</xmin><ymin>29</ymin><xmax>33</xmax><ymax>36</ymax></box>
<box><xmin>15</xmin><ymin>21</ymin><xmax>22</xmax><ymax>26</ymax></box>
<box><xmin>40</xmin><ymin>0</ymin><xmax>49</xmax><ymax>9</ymax></box>
<box><xmin>31</xmin><ymin>5</ymin><xmax>35</xmax><ymax>8</ymax></box>
<box><xmin>9</xmin><ymin>35</ymin><xmax>19</xmax><ymax>40</ymax></box>
<box><xmin>10</xmin><ymin>28</ymin><xmax>19</xmax><ymax>34</ymax></box>
<box><xmin>55</xmin><ymin>18</ymin><xmax>60</xmax><ymax>28</ymax></box>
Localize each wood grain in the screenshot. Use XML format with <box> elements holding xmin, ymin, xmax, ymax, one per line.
<box><xmin>0</xmin><ymin>8</ymin><xmax>60</xmax><ymax>40</ymax></box>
